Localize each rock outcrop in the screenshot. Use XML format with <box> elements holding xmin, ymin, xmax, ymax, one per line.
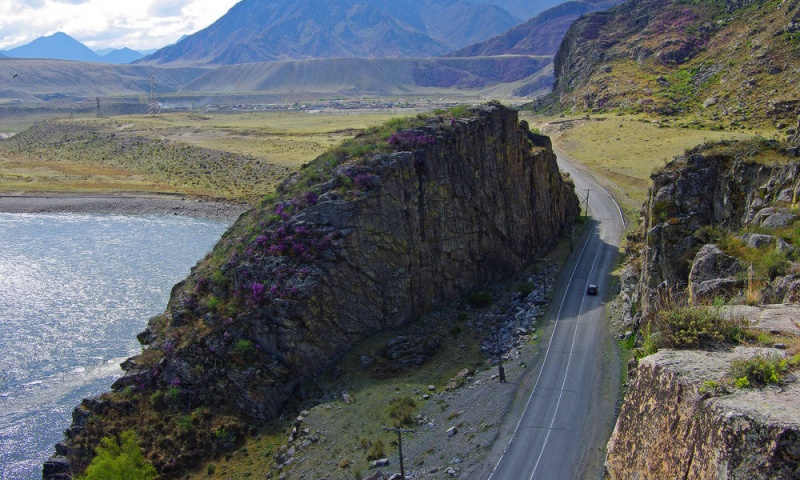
<box><xmin>623</xmin><ymin>141</ymin><xmax>800</xmax><ymax>322</ymax></box>
<box><xmin>606</xmin><ymin>346</ymin><xmax>800</xmax><ymax>480</ymax></box>
<box><xmin>609</xmin><ymin>140</ymin><xmax>800</xmax><ymax>479</ymax></box>
<box><xmin>46</xmin><ymin>103</ymin><xmax>579</xmax><ymax>477</ymax></box>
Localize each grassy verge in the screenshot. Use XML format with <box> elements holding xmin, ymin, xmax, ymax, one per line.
<box><xmin>524</xmin><ymin>113</ymin><xmax>766</xmax><ymax>207</ymax></box>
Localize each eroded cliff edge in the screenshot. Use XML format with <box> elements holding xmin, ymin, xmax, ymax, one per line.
<box><xmin>45</xmin><ymin>103</ymin><xmax>580</xmax><ymax>477</ymax></box>
<box><xmin>608</xmin><ymin>139</ymin><xmax>800</xmax><ymax>479</ymax></box>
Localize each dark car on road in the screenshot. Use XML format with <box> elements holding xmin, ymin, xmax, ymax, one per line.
<box><xmin>586</xmin><ymin>284</ymin><xmax>598</xmax><ymax>295</ymax></box>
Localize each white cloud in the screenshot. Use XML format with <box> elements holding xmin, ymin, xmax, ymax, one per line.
<box><xmin>0</xmin><ymin>0</ymin><xmax>240</xmax><ymax>51</ymax></box>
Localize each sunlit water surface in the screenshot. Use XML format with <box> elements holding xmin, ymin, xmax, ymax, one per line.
<box><xmin>0</xmin><ymin>213</ymin><xmax>229</xmax><ymax>479</ymax></box>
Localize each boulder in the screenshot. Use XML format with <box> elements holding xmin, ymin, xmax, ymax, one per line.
<box><xmin>761</xmin><ymin>212</ymin><xmax>797</xmax><ymax>229</ymax></box>
<box><xmin>688</xmin><ymin>244</ymin><xmax>743</xmax><ymax>302</ymax></box>
<box><xmin>741</xmin><ymin>233</ymin><xmax>774</xmax><ymax>249</ymax></box>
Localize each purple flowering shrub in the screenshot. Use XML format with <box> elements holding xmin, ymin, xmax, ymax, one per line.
<box><xmin>388</xmin><ymin>131</ymin><xmax>437</xmax><ymax>151</ymax></box>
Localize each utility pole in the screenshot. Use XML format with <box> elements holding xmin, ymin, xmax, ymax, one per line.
<box><xmin>486</xmin><ymin>314</ymin><xmax>506</xmax><ymax>382</ymax></box>
<box><xmin>148</xmin><ymin>69</ymin><xmax>160</xmax><ymax>116</ymax></box>
<box><xmin>585</xmin><ymin>188</ymin><xmax>591</xmax><ymax>217</ymax></box>
<box><xmin>382</xmin><ymin>426</ymin><xmax>414</xmax><ymax>478</ymax></box>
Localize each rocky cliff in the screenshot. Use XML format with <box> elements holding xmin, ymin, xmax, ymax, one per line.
<box><xmin>607</xmin><ymin>344</ymin><xmax>800</xmax><ymax>479</ymax></box>
<box><xmin>608</xmin><ymin>139</ymin><xmax>800</xmax><ymax>479</ymax></box>
<box><xmin>621</xmin><ymin>139</ymin><xmax>800</xmax><ymax>321</ymax></box>
<box><xmin>544</xmin><ymin>0</ymin><xmax>800</xmax><ymax>129</ymax></box>
<box><xmin>45</xmin><ymin>103</ymin><xmax>579</xmax><ymax>477</ymax></box>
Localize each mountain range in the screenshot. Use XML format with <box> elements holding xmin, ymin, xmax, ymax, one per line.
<box><xmin>450</xmin><ymin>0</ymin><xmax>622</xmax><ymax>57</ymax></box>
<box><xmin>141</xmin><ymin>0</ymin><xmax>522</xmax><ymax>65</ymax></box>
<box><xmin>1</xmin><ymin>32</ymin><xmax>147</xmax><ymax>64</ymax></box>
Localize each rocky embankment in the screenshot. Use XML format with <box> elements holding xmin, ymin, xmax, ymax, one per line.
<box><xmin>45</xmin><ymin>103</ymin><xmax>579</xmax><ymax>478</ymax></box>
<box><xmin>608</xmin><ymin>140</ymin><xmax>800</xmax><ymax>479</ymax></box>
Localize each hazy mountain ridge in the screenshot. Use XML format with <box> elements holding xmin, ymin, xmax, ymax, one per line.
<box><xmin>450</xmin><ymin>0</ymin><xmax>624</xmax><ymax>57</ymax></box>
<box><xmin>1</xmin><ymin>32</ymin><xmax>147</xmax><ymax>64</ymax></box>
<box><xmin>544</xmin><ymin>0</ymin><xmax>800</xmax><ymax>128</ymax></box>
<box><xmin>140</xmin><ymin>0</ymin><xmax>523</xmax><ymax>65</ymax></box>
<box><xmin>483</xmin><ymin>0</ymin><xmax>567</xmax><ymax>18</ymax></box>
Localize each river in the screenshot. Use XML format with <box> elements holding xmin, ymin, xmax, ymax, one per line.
<box><xmin>0</xmin><ymin>213</ymin><xmax>229</xmax><ymax>479</ymax></box>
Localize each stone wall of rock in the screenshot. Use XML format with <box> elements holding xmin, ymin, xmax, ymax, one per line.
<box><xmin>621</xmin><ymin>144</ymin><xmax>800</xmax><ymax>323</ymax></box>
<box><xmin>606</xmin><ymin>347</ymin><xmax>800</xmax><ymax>479</ymax></box>
<box><xmin>45</xmin><ymin>104</ymin><xmax>579</xmax><ymax>477</ymax></box>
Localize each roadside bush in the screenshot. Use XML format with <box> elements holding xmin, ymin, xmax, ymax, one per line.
<box><xmin>387</xmin><ymin>396</ymin><xmax>417</xmax><ymax>428</ymax></box>
<box><xmin>78</xmin><ymin>430</ymin><xmax>157</xmax><ymax>480</ymax></box>
<box><xmin>651</xmin><ymin>306</ymin><xmax>747</xmax><ymax>349</ymax></box>
<box><xmin>729</xmin><ymin>354</ymin><xmax>791</xmax><ymax>388</ymax></box>
<box><xmin>466</xmin><ymin>290</ymin><xmax>493</xmax><ymax>308</ymax></box>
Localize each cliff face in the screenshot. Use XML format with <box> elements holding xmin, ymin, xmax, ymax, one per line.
<box><xmin>607</xmin><ymin>348</ymin><xmax>800</xmax><ymax>480</ymax></box>
<box><xmin>622</xmin><ymin>141</ymin><xmax>800</xmax><ymax>321</ymax></box>
<box><xmin>609</xmin><ymin>140</ymin><xmax>800</xmax><ymax>479</ymax></box>
<box><xmin>47</xmin><ymin>104</ymin><xmax>579</xmax><ymax>477</ymax></box>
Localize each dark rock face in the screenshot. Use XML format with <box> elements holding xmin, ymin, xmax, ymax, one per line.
<box><xmin>48</xmin><ymin>104</ymin><xmax>579</xmax><ymax>477</ymax></box>
<box><xmin>624</xmin><ymin>147</ymin><xmax>800</xmax><ymax>319</ymax></box>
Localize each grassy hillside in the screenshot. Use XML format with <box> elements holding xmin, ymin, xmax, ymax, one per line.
<box><xmin>542</xmin><ymin>0</ymin><xmax>800</xmax><ymax>130</ymax></box>
<box><xmin>0</xmin><ymin>111</ymin><xmax>413</xmax><ymax>201</ymax></box>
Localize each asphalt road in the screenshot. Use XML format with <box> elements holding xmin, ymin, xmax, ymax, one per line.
<box><xmin>485</xmin><ymin>153</ymin><xmax>626</xmax><ymax>480</ymax></box>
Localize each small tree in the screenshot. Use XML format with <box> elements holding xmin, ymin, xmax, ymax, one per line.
<box><xmin>79</xmin><ymin>430</ymin><xmax>157</xmax><ymax>480</ymax></box>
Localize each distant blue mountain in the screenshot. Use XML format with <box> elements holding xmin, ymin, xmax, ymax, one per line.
<box><xmin>6</xmin><ymin>32</ymin><xmax>101</xmax><ymax>62</ymax></box>
<box><xmin>141</xmin><ymin>0</ymin><xmax>523</xmax><ymax>65</ymax></box>
<box><xmin>484</xmin><ymin>0</ymin><xmax>568</xmax><ymax>19</ymax></box>
<box><xmin>101</xmin><ymin>47</ymin><xmax>145</xmax><ymax>64</ymax></box>
<box><xmin>4</xmin><ymin>32</ymin><xmax>144</xmax><ymax>64</ymax></box>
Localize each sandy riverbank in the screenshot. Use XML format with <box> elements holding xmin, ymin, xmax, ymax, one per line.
<box><xmin>0</xmin><ymin>193</ymin><xmax>251</xmax><ymax>223</ymax></box>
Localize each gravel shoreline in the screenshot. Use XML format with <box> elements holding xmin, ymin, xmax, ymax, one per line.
<box><xmin>0</xmin><ymin>193</ymin><xmax>251</xmax><ymax>223</ymax></box>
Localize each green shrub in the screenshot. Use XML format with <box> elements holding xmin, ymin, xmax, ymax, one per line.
<box><xmin>516</xmin><ymin>281</ymin><xmax>535</xmax><ymax>296</ymax></box>
<box><xmin>387</xmin><ymin>396</ymin><xmax>417</xmax><ymax>428</ymax></box>
<box><xmin>233</xmin><ymin>339</ymin><xmax>255</xmax><ymax>356</ymax></box>
<box><xmin>366</xmin><ymin>439</ymin><xmax>385</xmax><ymax>461</ymax></box>
<box><xmin>729</xmin><ymin>354</ymin><xmax>790</xmax><ymax>388</ymax></box>
<box><xmin>78</xmin><ymin>430</ymin><xmax>157</xmax><ymax>480</ymax></box>
<box><xmin>652</xmin><ymin>306</ymin><xmax>746</xmax><ymax>349</ymax></box>
<box><xmin>634</xmin><ymin>327</ymin><xmax>660</xmax><ymax>360</ymax></box>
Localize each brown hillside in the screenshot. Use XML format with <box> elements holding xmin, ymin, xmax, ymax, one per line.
<box><xmin>544</xmin><ymin>0</ymin><xmax>800</xmax><ymax>129</ymax></box>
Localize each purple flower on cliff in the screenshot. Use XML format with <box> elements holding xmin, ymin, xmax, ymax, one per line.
<box><xmin>388</xmin><ymin>131</ymin><xmax>437</xmax><ymax>150</ymax></box>
<box><xmin>269</xmin><ymin>244</ymin><xmax>287</xmax><ymax>255</ymax></box>
<box><xmin>251</xmin><ymin>282</ymin><xmax>266</xmax><ymax>298</ymax></box>
<box><xmin>169</xmin><ymin>377</ymin><xmax>181</xmax><ymax>386</ymax></box>
<box><xmin>354</xmin><ymin>172</ymin><xmax>379</xmax><ymax>190</ymax></box>
<box><xmin>304</xmin><ymin>191</ymin><xmax>319</xmax><ymax>205</ymax></box>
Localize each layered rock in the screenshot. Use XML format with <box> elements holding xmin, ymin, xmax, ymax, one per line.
<box><xmin>46</xmin><ymin>104</ymin><xmax>579</xmax><ymax>477</ymax></box>
<box><xmin>606</xmin><ymin>346</ymin><xmax>800</xmax><ymax>480</ymax></box>
<box><xmin>623</xmin><ymin>143</ymin><xmax>800</xmax><ymax>322</ymax></box>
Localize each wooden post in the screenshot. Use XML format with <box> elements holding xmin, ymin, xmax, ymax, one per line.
<box><xmin>382</xmin><ymin>426</ymin><xmax>414</xmax><ymax>478</ymax></box>
<box><xmin>585</xmin><ymin>188</ymin><xmax>590</xmax><ymax>217</ymax></box>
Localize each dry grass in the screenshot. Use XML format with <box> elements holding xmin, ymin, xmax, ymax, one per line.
<box><xmin>526</xmin><ymin>113</ymin><xmax>762</xmax><ymax>206</ymax></box>
<box><xmin>76</xmin><ymin>111</ymin><xmax>415</xmax><ymax>168</ymax></box>
<box><xmin>0</xmin><ymin>110</ymin><xmax>417</xmax><ymax>201</ymax></box>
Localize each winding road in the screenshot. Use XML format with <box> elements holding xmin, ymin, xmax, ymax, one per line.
<box><xmin>485</xmin><ymin>152</ymin><xmax>626</xmax><ymax>480</ymax></box>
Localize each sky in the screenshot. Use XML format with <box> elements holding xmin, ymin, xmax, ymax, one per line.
<box><xmin>0</xmin><ymin>0</ymin><xmax>241</xmax><ymax>52</ymax></box>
